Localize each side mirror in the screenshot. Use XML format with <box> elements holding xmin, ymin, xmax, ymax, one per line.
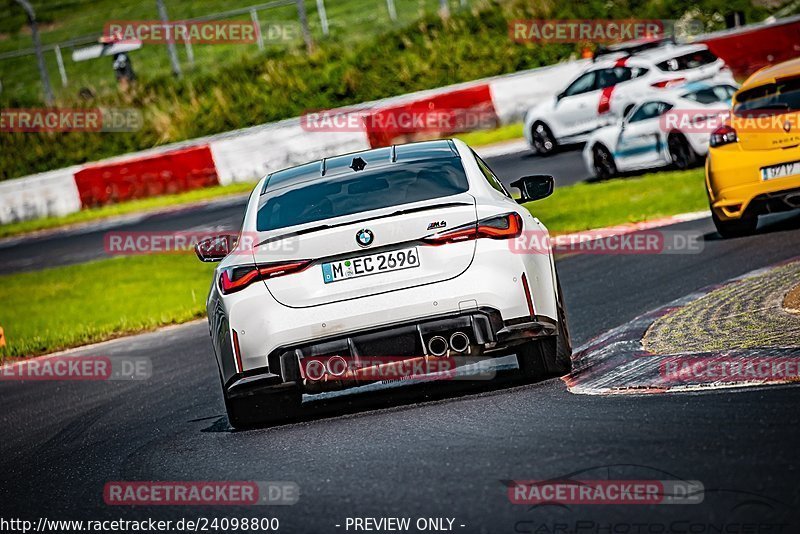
<box><xmin>511</xmin><ymin>175</ymin><xmax>554</xmax><ymax>204</ymax></box>
<box><xmin>195</xmin><ymin>234</ymin><xmax>238</xmax><ymax>262</ymax></box>
<box><xmin>556</xmin><ymin>91</ymin><xmax>566</xmax><ymax>102</ymax></box>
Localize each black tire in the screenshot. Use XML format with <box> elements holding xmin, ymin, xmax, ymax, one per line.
<box><xmin>668</xmin><ymin>133</ymin><xmax>698</xmax><ymax>170</ymax></box>
<box><xmin>531</xmin><ymin>122</ymin><xmax>557</xmax><ymax>156</ymax></box>
<box><xmin>592</xmin><ymin>144</ymin><xmax>617</xmax><ymax>180</ymax></box>
<box><xmin>518</xmin><ymin>272</ymin><xmax>572</xmax><ymax>381</ymax></box>
<box><xmin>711</xmin><ymin>209</ymin><xmax>758</xmax><ymax>239</ymax></box>
<box><xmin>224</xmin><ymin>386</ymin><xmax>302</xmax><ymax>430</ymax></box>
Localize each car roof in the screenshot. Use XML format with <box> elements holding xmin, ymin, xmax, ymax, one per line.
<box><xmin>261</xmin><ymin>139</ymin><xmax>460</xmax><ymax>194</ymax></box>
<box><xmin>588</xmin><ymin>42</ymin><xmax>710</xmax><ymax>69</ymax></box>
<box><xmin>742</xmin><ymin>57</ymin><xmax>800</xmax><ymax>88</ymax></box>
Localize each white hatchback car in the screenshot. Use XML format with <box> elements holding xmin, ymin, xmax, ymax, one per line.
<box><xmin>582</xmin><ymin>81</ymin><xmax>737</xmax><ymax>179</ymax></box>
<box><xmin>196</xmin><ymin>139</ymin><xmax>571</xmax><ymax>427</ymax></box>
<box><xmin>523</xmin><ymin>42</ymin><xmax>733</xmax><ymax>155</ymax></box>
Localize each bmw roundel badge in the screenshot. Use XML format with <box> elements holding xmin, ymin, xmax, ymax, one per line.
<box><xmin>356</xmin><ymin>229</ymin><xmax>374</xmax><ymax>247</ymax></box>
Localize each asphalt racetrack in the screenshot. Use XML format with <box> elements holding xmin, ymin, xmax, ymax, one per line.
<box><xmin>2</xmin><ymin>148</ymin><xmax>800</xmax><ymax>531</ymax></box>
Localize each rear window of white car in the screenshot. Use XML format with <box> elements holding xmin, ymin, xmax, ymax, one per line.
<box><xmin>682</xmin><ymin>85</ymin><xmax>737</xmax><ymax>104</ymax></box>
<box><xmin>256</xmin><ymin>157</ymin><xmax>470</xmax><ymax>231</ymax></box>
<box><xmin>657</xmin><ymin>49</ymin><xmax>718</xmax><ymax>72</ymax></box>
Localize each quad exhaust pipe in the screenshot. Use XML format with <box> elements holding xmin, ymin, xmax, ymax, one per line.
<box><xmin>426</xmin><ymin>331</ymin><xmax>470</xmax><ymax>356</ymax></box>
<box><xmin>449</xmin><ymin>332</ymin><xmax>470</xmax><ymax>353</ymax></box>
<box><xmin>427</xmin><ymin>336</ymin><xmax>449</xmax><ymax>357</ymax></box>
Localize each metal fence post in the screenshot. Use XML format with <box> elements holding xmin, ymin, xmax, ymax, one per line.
<box><xmin>250</xmin><ymin>8</ymin><xmax>264</xmax><ymax>50</ymax></box>
<box><xmin>54</xmin><ymin>45</ymin><xmax>68</xmax><ymax>87</ymax></box>
<box><xmin>386</xmin><ymin>0</ymin><xmax>398</xmax><ymax>22</ymax></box>
<box><xmin>315</xmin><ymin>0</ymin><xmax>329</xmax><ymax>36</ymax></box>
<box><xmin>14</xmin><ymin>0</ymin><xmax>54</xmax><ymax>104</ymax></box>
<box><xmin>183</xmin><ymin>37</ymin><xmax>195</xmax><ymax>67</ymax></box>
<box><xmin>295</xmin><ymin>0</ymin><xmax>314</xmax><ymax>51</ymax></box>
<box><xmin>156</xmin><ymin>0</ymin><xmax>182</xmax><ymax>78</ymax></box>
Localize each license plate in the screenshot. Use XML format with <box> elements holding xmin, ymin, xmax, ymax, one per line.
<box><xmin>761</xmin><ymin>160</ymin><xmax>800</xmax><ymax>181</ymax></box>
<box><xmin>322</xmin><ymin>247</ymin><xmax>420</xmax><ymax>284</ymax></box>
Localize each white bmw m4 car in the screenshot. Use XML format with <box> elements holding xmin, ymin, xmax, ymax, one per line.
<box><xmin>196</xmin><ymin>139</ymin><xmax>570</xmax><ymax>428</ymax></box>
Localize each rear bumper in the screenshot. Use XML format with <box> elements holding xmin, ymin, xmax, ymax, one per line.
<box><xmin>226</xmin><ymin>309</ymin><xmax>556</xmax><ymax>398</ymax></box>
<box><xmin>707</xmin><ymin>145</ymin><xmax>800</xmax><ymax>220</ymax></box>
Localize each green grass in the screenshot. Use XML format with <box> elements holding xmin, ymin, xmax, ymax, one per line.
<box><xmin>0</xmin><ymin>254</ymin><xmax>215</xmax><ymax>360</ymax></box>
<box><xmin>527</xmin><ymin>168</ymin><xmax>708</xmax><ymax>233</ymax></box>
<box><xmin>0</xmin><ymin>166</ymin><xmax>708</xmax><ymax>360</ymax></box>
<box><xmin>0</xmin><ymin>181</ymin><xmax>257</xmax><ymax>239</ymax></box>
<box><xmin>455</xmin><ymin>122</ymin><xmax>523</xmax><ymax>147</ymax></box>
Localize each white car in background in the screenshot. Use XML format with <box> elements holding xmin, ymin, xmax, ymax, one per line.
<box><xmin>195</xmin><ymin>140</ymin><xmax>571</xmax><ymax>428</ymax></box>
<box><xmin>582</xmin><ymin>81</ymin><xmax>737</xmax><ymax>179</ymax></box>
<box><xmin>523</xmin><ymin>41</ymin><xmax>734</xmax><ymax>156</ymax></box>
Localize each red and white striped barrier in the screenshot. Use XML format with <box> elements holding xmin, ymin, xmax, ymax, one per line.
<box><xmin>1</xmin><ymin>16</ymin><xmax>798</xmax><ymax>225</ymax></box>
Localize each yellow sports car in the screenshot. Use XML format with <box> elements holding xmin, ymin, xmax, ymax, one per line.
<box><xmin>706</xmin><ymin>57</ymin><xmax>800</xmax><ymax>237</ymax></box>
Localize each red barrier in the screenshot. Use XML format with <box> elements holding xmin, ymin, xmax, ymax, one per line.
<box><xmin>74</xmin><ymin>145</ymin><xmax>218</xmax><ymax>207</ymax></box>
<box><xmin>700</xmin><ymin>19</ymin><xmax>800</xmax><ymax>79</ymax></box>
<box><xmin>363</xmin><ymin>84</ymin><xmax>498</xmax><ymax>148</ymax></box>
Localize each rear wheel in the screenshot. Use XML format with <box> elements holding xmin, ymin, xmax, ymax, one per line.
<box><xmin>668</xmin><ymin>133</ymin><xmax>698</xmax><ymax>170</ymax></box>
<box><xmin>531</xmin><ymin>122</ymin><xmax>557</xmax><ymax>156</ymax></box>
<box><xmin>518</xmin><ymin>273</ymin><xmax>572</xmax><ymax>381</ymax></box>
<box><xmin>592</xmin><ymin>144</ymin><xmax>617</xmax><ymax>179</ymax></box>
<box><xmin>711</xmin><ymin>209</ymin><xmax>758</xmax><ymax>239</ymax></box>
<box><xmin>224</xmin><ymin>386</ymin><xmax>302</xmax><ymax>430</ymax></box>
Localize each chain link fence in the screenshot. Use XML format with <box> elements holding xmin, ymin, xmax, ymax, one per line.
<box><xmin>0</xmin><ymin>0</ymin><xmax>470</xmax><ymax>103</ymax></box>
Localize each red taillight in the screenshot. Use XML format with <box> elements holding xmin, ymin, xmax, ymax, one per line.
<box><xmin>709</xmin><ymin>124</ymin><xmax>738</xmax><ymax>147</ymax></box>
<box><xmin>423</xmin><ymin>213</ymin><xmax>522</xmax><ymax>245</ymax></box>
<box><xmin>218</xmin><ymin>260</ymin><xmax>312</xmax><ymax>294</ymax></box>
<box><xmin>477</xmin><ymin>212</ymin><xmax>522</xmax><ymax>239</ymax></box>
<box><xmin>651</xmin><ymin>77</ymin><xmax>686</xmax><ymax>88</ymax></box>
